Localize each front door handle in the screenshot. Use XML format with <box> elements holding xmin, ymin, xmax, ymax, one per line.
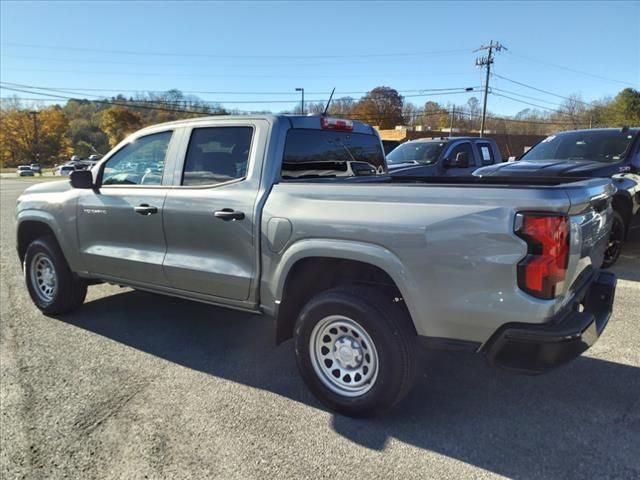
<box><xmin>214</xmin><ymin>208</ymin><xmax>245</xmax><ymax>221</ymax></box>
<box><xmin>134</xmin><ymin>204</ymin><xmax>158</xmax><ymax>215</ymax></box>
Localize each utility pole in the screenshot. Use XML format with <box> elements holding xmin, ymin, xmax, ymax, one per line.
<box><xmin>475</xmin><ymin>41</ymin><xmax>506</xmax><ymax>137</ymax></box>
<box><xmin>29</xmin><ymin>110</ymin><xmax>40</xmax><ymax>165</ymax></box>
<box><xmin>449</xmin><ymin>105</ymin><xmax>455</xmax><ymax>138</ymax></box>
<box><xmin>295</xmin><ymin>87</ymin><xmax>304</xmax><ymax>115</ymax></box>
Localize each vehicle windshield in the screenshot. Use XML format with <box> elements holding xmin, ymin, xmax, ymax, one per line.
<box><xmin>521</xmin><ymin>130</ymin><xmax>636</xmax><ymax>163</ymax></box>
<box><xmin>386</xmin><ymin>141</ymin><xmax>446</xmax><ymax>165</ymax></box>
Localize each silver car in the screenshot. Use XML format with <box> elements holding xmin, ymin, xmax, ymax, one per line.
<box><xmin>16</xmin><ymin>165</ymin><xmax>34</xmax><ymax>176</ymax></box>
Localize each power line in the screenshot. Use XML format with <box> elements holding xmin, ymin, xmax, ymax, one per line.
<box><xmin>1</xmin><ymin>93</ymin><xmax>584</xmax><ymax>127</ymax></box>
<box><xmin>0</xmin><ymin>82</ymin><xmax>483</xmax><ymax>105</ymax></box>
<box><xmin>490</xmin><ymin>87</ymin><xmax>565</xmax><ymax>108</ymax></box>
<box><xmin>507</xmin><ymin>51</ymin><xmax>638</xmax><ymax>87</ymax></box>
<box><xmin>1</xmin><ymin>42</ymin><xmax>472</xmax><ymax>59</ymax></box>
<box><xmin>0</xmin><ymin>81</ymin><xmax>484</xmax><ymax>96</ymax></box>
<box><xmin>1</xmin><ymin>86</ymin><xmax>583</xmax><ymax>127</ymax></box>
<box><xmin>0</xmin><ymin>66</ymin><xmax>471</xmax><ymax>79</ymax></box>
<box><xmin>0</xmin><ymin>52</ymin><xmax>475</xmax><ymax>69</ymax></box>
<box><xmin>0</xmin><ymin>86</ymin><xmax>217</xmax><ymax>116</ymax></box>
<box><xmin>490</xmin><ymin>92</ymin><xmax>576</xmax><ymax>117</ymax></box>
<box><xmin>492</xmin><ymin>73</ymin><xmax>593</xmax><ymax>106</ymax></box>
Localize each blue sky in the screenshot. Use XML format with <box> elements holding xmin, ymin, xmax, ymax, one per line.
<box><xmin>1</xmin><ymin>1</ymin><xmax>638</xmax><ymax>116</ymax></box>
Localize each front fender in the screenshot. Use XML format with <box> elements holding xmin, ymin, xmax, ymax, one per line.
<box><xmin>612</xmin><ymin>173</ymin><xmax>640</xmax><ymax>216</ymax></box>
<box><xmin>16</xmin><ymin>208</ymin><xmax>85</xmax><ymax>273</ymax></box>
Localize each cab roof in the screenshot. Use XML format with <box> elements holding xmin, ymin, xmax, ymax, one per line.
<box><xmin>135</xmin><ymin>114</ymin><xmax>377</xmax><ymax>136</ymax></box>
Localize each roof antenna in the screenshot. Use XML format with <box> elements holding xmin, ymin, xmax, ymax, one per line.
<box><xmin>323</xmin><ymin>88</ymin><xmax>336</xmax><ymax>116</ymax></box>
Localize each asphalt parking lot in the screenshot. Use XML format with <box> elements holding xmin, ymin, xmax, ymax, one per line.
<box><xmin>1</xmin><ymin>178</ymin><xmax>639</xmax><ymax>480</ymax></box>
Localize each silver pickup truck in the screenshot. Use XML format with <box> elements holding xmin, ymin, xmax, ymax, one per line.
<box><xmin>16</xmin><ymin>115</ymin><xmax>617</xmax><ymax>416</ymax></box>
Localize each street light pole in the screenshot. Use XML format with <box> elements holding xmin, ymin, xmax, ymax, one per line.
<box><xmin>295</xmin><ymin>87</ymin><xmax>304</xmax><ymax>115</ymax></box>
<box><xmin>29</xmin><ymin>110</ymin><xmax>39</xmax><ymax>165</ymax></box>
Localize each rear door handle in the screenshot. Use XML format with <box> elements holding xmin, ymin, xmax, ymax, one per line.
<box><xmin>214</xmin><ymin>208</ymin><xmax>245</xmax><ymax>221</ymax></box>
<box><xmin>134</xmin><ymin>204</ymin><xmax>158</xmax><ymax>215</ymax></box>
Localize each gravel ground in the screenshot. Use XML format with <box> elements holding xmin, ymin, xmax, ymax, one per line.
<box><xmin>1</xmin><ymin>178</ymin><xmax>639</xmax><ymax>480</ymax></box>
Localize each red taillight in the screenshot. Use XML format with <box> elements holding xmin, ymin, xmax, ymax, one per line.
<box><xmin>320</xmin><ymin>116</ymin><xmax>353</xmax><ymax>131</ymax></box>
<box><xmin>515</xmin><ymin>214</ymin><xmax>569</xmax><ymax>299</ymax></box>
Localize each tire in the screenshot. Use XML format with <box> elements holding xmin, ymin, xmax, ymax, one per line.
<box><xmin>294</xmin><ymin>285</ymin><xmax>418</xmax><ymax>417</ymax></box>
<box><xmin>602</xmin><ymin>211</ymin><xmax>625</xmax><ymax>269</ymax></box>
<box><xmin>24</xmin><ymin>236</ymin><xmax>87</xmax><ymax>314</ymax></box>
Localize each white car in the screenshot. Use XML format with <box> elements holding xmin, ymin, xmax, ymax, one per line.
<box><xmin>17</xmin><ymin>165</ymin><xmax>34</xmax><ymax>177</ymax></box>
<box><xmin>56</xmin><ymin>165</ymin><xmax>77</xmax><ymax>176</ymax></box>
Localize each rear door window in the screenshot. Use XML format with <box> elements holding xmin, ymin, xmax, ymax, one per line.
<box><xmin>476</xmin><ymin>142</ymin><xmax>496</xmax><ymax>165</ymax></box>
<box><xmin>282</xmin><ymin>129</ymin><xmax>386</xmax><ymax>179</ymax></box>
<box><xmin>182</xmin><ymin>127</ymin><xmax>253</xmax><ymax>186</ymax></box>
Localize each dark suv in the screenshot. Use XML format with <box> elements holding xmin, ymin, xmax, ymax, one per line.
<box><xmin>475</xmin><ymin>128</ymin><xmax>640</xmax><ymax>267</ymax></box>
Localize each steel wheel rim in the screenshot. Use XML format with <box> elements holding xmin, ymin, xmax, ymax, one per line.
<box><xmin>604</xmin><ymin>217</ymin><xmax>623</xmax><ymax>264</ymax></box>
<box><xmin>309</xmin><ymin>315</ymin><xmax>379</xmax><ymax>397</ymax></box>
<box><xmin>30</xmin><ymin>252</ymin><xmax>57</xmax><ymax>303</ymax></box>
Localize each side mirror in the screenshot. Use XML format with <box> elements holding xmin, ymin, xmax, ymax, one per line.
<box><xmin>70</xmin><ymin>170</ymin><xmax>94</xmax><ymax>189</ymax></box>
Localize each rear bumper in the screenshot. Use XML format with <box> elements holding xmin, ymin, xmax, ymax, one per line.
<box><xmin>484</xmin><ymin>270</ymin><xmax>616</xmax><ymax>374</ymax></box>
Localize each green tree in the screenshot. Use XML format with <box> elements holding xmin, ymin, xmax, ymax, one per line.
<box><xmin>607</xmin><ymin>88</ymin><xmax>640</xmax><ymax>126</ymax></box>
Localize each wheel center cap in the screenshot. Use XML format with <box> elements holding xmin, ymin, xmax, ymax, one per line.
<box><xmin>42</xmin><ymin>269</ymin><xmax>54</xmax><ymax>285</ymax></box>
<box><xmin>334</xmin><ymin>337</ymin><xmax>362</xmax><ymax>368</ymax></box>
<box><xmin>338</xmin><ymin>346</ymin><xmax>354</xmax><ymax>364</ymax></box>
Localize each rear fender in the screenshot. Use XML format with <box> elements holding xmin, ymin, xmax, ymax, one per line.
<box><xmin>263</xmin><ymin>239</ymin><xmax>421</xmax><ymax>327</ymax></box>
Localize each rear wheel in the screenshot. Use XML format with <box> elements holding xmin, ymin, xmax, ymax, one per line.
<box><xmin>602</xmin><ymin>211</ymin><xmax>625</xmax><ymax>268</ymax></box>
<box><xmin>24</xmin><ymin>236</ymin><xmax>87</xmax><ymax>314</ymax></box>
<box><xmin>294</xmin><ymin>285</ymin><xmax>418</xmax><ymax>417</ymax></box>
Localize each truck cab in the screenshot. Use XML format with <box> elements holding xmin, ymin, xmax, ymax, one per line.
<box><xmin>386</xmin><ymin>136</ymin><xmax>502</xmax><ymax>177</ymax></box>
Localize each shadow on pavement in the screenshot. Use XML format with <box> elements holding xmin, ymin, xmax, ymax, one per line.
<box><xmin>59</xmin><ymin>290</ymin><xmax>640</xmax><ymax>479</ymax></box>
<box><xmin>612</xmin><ymin>232</ymin><xmax>640</xmax><ymax>282</ymax></box>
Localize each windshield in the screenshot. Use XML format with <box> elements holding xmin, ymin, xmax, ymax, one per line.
<box><xmin>386</xmin><ymin>141</ymin><xmax>446</xmax><ymax>165</ymax></box>
<box><xmin>522</xmin><ymin>131</ymin><xmax>636</xmax><ymax>163</ymax></box>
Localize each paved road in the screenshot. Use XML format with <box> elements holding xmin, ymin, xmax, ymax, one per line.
<box><xmin>1</xmin><ymin>178</ymin><xmax>639</xmax><ymax>480</ymax></box>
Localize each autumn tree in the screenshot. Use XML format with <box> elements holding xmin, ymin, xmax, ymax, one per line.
<box><xmin>100</xmin><ymin>107</ymin><xmax>143</xmax><ymax>146</ymax></box>
<box><xmin>351</xmin><ymin>87</ymin><xmax>404</xmax><ymax>129</ymax></box>
<box><xmin>0</xmin><ymin>105</ymin><xmax>72</xmax><ymax>167</ymax></box>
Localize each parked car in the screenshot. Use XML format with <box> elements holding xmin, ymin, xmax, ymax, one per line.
<box><xmin>55</xmin><ymin>164</ymin><xmax>77</xmax><ymax>176</ymax></box>
<box><xmin>475</xmin><ymin>128</ymin><xmax>640</xmax><ymax>267</ymax></box>
<box><xmin>387</xmin><ymin>136</ymin><xmax>502</xmax><ymax>177</ymax></box>
<box><xmin>16</xmin><ymin>165</ymin><xmax>34</xmax><ymax>176</ymax></box>
<box><xmin>16</xmin><ymin>115</ymin><xmax>616</xmax><ymax>416</ymax></box>
<box><xmin>30</xmin><ymin>163</ymin><xmax>42</xmax><ymax>174</ymax></box>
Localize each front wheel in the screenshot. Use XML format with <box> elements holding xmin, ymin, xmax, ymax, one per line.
<box><xmin>24</xmin><ymin>236</ymin><xmax>87</xmax><ymax>314</ymax></box>
<box><xmin>294</xmin><ymin>286</ymin><xmax>418</xmax><ymax>417</ymax></box>
<box><xmin>602</xmin><ymin>211</ymin><xmax>625</xmax><ymax>269</ymax></box>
